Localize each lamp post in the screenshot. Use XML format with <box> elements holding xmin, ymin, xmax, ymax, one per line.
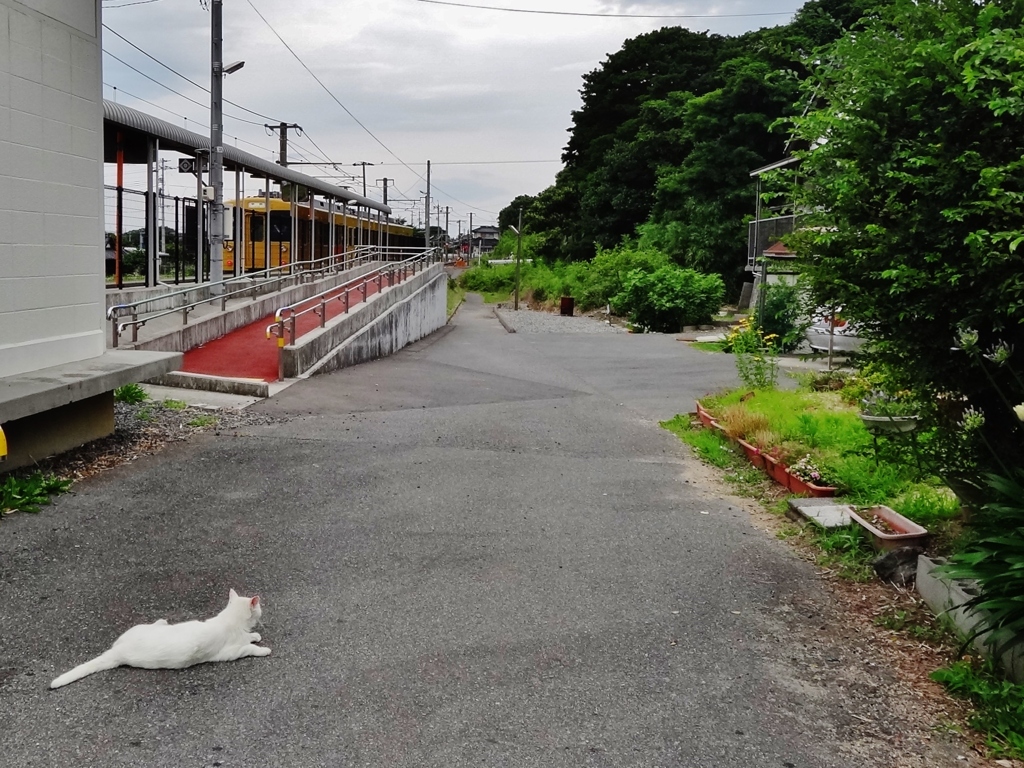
<box><xmin>209</xmin><ymin>0</ymin><xmax>243</xmax><ymax>293</ymax></box>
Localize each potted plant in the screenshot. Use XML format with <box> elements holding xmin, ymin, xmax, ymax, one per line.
<box><xmin>859</xmin><ymin>390</ymin><xmax>920</xmax><ymax>434</ymax></box>
<box><xmin>785</xmin><ymin>454</ymin><xmax>838</xmax><ymax>497</ymax></box>
<box><xmin>848</xmin><ymin>504</ymin><xmax>929</xmax><ymax>551</ymax></box>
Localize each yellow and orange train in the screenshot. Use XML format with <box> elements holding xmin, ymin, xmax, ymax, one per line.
<box><xmin>224</xmin><ymin>195</ymin><xmax>418</xmax><ymax>272</ymax></box>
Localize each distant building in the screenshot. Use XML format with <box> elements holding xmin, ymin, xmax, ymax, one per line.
<box><xmin>471</xmin><ymin>225</ymin><xmax>499</xmax><ymax>254</ymax></box>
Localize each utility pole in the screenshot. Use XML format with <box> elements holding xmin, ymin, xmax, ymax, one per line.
<box><xmin>444</xmin><ymin>206</ymin><xmax>450</xmax><ymax>258</ymax></box>
<box><xmin>209</xmin><ymin>0</ymin><xmax>228</xmax><ymax>291</ymax></box>
<box><xmin>375</xmin><ymin>177</ymin><xmax>393</xmax><ymax>206</ymax></box>
<box><xmin>266</xmin><ymin>122</ymin><xmax>302</xmax><ymax>167</ymax></box>
<box><xmin>468</xmin><ymin>212</ymin><xmax>474</xmax><ymax>261</ymax></box>
<box><xmin>424</xmin><ymin>160</ymin><xmax>431</xmax><ymax>251</ymax></box>
<box><xmin>352</xmin><ymin>162</ymin><xmax>374</xmax><ymax>197</ymax></box>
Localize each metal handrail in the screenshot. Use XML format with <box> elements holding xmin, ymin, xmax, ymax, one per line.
<box><xmin>107</xmin><ymin>247</ymin><xmax>378</xmax><ymax>347</ymax></box>
<box><xmin>265</xmin><ymin>249</ymin><xmax>435</xmax><ymax>380</ymax></box>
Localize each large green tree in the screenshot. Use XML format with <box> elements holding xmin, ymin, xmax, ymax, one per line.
<box><xmin>783</xmin><ymin>0</ymin><xmax>1024</xmax><ymax>483</ymax></box>
<box><xmin>515</xmin><ymin>0</ymin><xmax>869</xmax><ymax>275</ymax></box>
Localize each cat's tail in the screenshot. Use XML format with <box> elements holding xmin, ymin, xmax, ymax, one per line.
<box><xmin>50</xmin><ymin>651</ymin><xmax>120</xmax><ymax>689</ymax></box>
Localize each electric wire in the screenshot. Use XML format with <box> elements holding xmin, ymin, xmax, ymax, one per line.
<box><xmin>103</xmin><ymin>0</ymin><xmax>164</xmax><ymax>7</ymax></box>
<box><xmin>243</xmin><ymin>0</ymin><xmax>496</xmax><ymax>214</ymax></box>
<box><xmin>410</xmin><ymin>0</ymin><xmax>797</xmax><ymax>19</ymax></box>
<box><xmin>103</xmin><ymin>49</ymin><xmax>273</xmax><ymax>128</ymax></box>
<box><xmin>102</xmin><ymin>25</ymin><xmax>283</xmax><ymax>123</ymax></box>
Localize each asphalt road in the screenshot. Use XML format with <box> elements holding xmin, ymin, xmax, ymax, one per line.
<box><xmin>0</xmin><ymin>296</ymin><xmax>970</xmax><ymax>767</ymax></box>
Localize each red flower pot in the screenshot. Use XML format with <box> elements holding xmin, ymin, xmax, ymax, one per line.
<box><xmin>737</xmin><ymin>439</ymin><xmax>765</xmax><ymax>469</ymax></box>
<box><xmin>786</xmin><ymin>471</ymin><xmax>837</xmax><ymax>498</ymax></box>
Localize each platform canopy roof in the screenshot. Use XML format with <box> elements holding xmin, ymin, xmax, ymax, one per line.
<box><xmin>103</xmin><ymin>100</ymin><xmax>390</xmax><ymax>214</ymax></box>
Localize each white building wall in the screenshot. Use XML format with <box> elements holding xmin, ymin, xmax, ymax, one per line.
<box><xmin>0</xmin><ymin>0</ymin><xmax>104</xmax><ymax>378</ymax></box>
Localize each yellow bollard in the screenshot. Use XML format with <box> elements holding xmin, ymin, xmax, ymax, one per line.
<box><xmin>0</xmin><ymin>424</ymin><xmax>7</xmax><ymax>462</ymax></box>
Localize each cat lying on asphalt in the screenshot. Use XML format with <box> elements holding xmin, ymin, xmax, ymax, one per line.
<box><xmin>50</xmin><ymin>589</ymin><xmax>270</xmax><ymax>688</ymax></box>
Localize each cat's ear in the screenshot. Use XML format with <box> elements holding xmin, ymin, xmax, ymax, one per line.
<box><xmin>250</xmin><ymin>596</ymin><xmax>260</xmax><ymax>609</ymax></box>
<box><xmin>229</xmin><ymin>588</ymin><xmax>239</xmax><ymax>600</ymax></box>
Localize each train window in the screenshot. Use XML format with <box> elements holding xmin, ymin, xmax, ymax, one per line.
<box><xmin>250</xmin><ymin>215</ymin><xmax>264</xmax><ymax>242</ymax></box>
<box><xmin>270</xmin><ymin>211</ymin><xmax>292</xmax><ymax>242</ymax></box>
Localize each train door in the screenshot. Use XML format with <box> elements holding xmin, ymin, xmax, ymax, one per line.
<box><xmin>246</xmin><ymin>211</ymin><xmax>265</xmax><ymax>271</ymax></box>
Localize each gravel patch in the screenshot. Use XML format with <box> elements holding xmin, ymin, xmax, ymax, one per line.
<box><xmin>14</xmin><ymin>398</ymin><xmax>285</xmax><ymax>484</ymax></box>
<box><xmin>494</xmin><ymin>305</ymin><xmax>627</xmax><ymax>333</ymax></box>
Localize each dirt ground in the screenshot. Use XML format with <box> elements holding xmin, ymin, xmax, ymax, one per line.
<box><xmin>679</xmin><ymin>455</ymin><xmax>1021</xmax><ymax>768</ymax></box>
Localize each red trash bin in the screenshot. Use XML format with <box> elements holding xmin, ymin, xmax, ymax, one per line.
<box><xmin>560</xmin><ymin>296</ymin><xmax>575</xmax><ymax>316</ymax></box>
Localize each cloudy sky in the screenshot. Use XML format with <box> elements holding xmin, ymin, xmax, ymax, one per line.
<box><xmin>101</xmin><ymin>0</ymin><xmax>800</xmax><ymax>233</ymax></box>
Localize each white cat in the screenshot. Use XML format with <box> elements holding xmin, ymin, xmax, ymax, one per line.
<box><xmin>50</xmin><ymin>589</ymin><xmax>270</xmax><ymax>689</ymax></box>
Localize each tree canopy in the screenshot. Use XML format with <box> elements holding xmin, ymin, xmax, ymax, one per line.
<box><xmin>781</xmin><ymin>0</ymin><xmax>1024</xmax><ymax>481</ymax></box>
<box><xmin>500</xmin><ymin>0</ymin><xmax>871</xmax><ymax>292</ymax></box>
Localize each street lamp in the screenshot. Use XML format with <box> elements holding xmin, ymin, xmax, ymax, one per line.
<box><xmin>209</xmin><ymin>0</ymin><xmax>244</xmax><ymax>293</ymax></box>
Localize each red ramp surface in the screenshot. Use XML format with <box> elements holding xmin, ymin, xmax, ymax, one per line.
<box><xmin>180</xmin><ymin>276</ymin><xmax>391</xmax><ymax>382</ymax></box>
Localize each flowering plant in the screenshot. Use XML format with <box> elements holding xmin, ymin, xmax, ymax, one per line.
<box><xmin>726</xmin><ymin>317</ymin><xmax>779</xmax><ymax>390</ymax></box>
<box><xmin>787</xmin><ymin>454</ymin><xmax>834</xmax><ymax>486</ymax></box>
<box><xmin>860</xmin><ymin>389</ymin><xmax>920</xmax><ymax>418</ymax></box>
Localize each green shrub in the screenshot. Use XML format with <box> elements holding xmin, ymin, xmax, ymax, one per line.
<box><xmin>114</xmin><ymin>383</ymin><xmax>148</xmax><ymax>404</ymax></box>
<box><xmin>611</xmin><ymin>266</ymin><xmax>724</xmax><ymax>333</ymax></box>
<box><xmin>458</xmin><ymin>263</ymin><xmax>516</xmax><ymax>294</ymax></box>
<box><xmin>576</xmin><ymin>244</ymin><xmax>669</xmax><ymax>310</ymax></box>
<box><xmin>753</xmin><ymin>281</ymin><xmax>808</xmax><ymax>353</ymax></box>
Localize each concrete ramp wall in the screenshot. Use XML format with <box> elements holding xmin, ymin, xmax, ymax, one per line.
<box><xmin>285</xmin><ymin>264</ymin><xmax>447</xmax><ymax>378</ymax></box>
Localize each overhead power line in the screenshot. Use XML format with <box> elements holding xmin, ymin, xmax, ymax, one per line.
<box><xmin>103</xmin><ymin>0</ymin><xmax>165</xmax><ymax>8</ymax></box>
<box><xmin>103</xmin><ymin>50</ymin><xmax>268</xmax><ymax>127</ymax></box>
<box><xmin>409</xmin><ymin>0</ymin><xmax>797</xmax><ymax>19</ymax></box>
<box><xmin>103</xmin><ymin>25</ymin><xmax>282</xmax><ymax>123</ymax></box>
<box><xmin>243</xmin><ymin>0</ymin><xmax>512</xmax><ymax>217</ymax></box>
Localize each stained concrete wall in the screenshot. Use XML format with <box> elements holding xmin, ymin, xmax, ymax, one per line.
<box><xmin>285</xmin><ymin>264</ymin><xmax>447</xmax><ymax>378</ymax></box>
<box><xmin>0</xmin><ymin>0</ymin><xmax>105</xmax><ymax>378</ymax></box>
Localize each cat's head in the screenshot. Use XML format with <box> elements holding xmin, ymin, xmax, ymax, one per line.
<box><xmin>228</xmin><ymin>588</ymin><xmax>262</xmax><ymax>626</ymax></box>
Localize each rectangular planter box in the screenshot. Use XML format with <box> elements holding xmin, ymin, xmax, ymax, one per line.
<box><xmin>737</xmin><ymin>438</ymin><xmax>765</xmax><ymax>470</ymax></box>
<box><xmin>695</xmin><ymin>400</ymin><xmax>716</xmax><ymax>429</ymax></box>
<box><xmin>917</xmin><ymin>555</ymin><xmax>1024</xmax><ymax>683</ymax></box>
<box><xmin>849</xmin><ymin>505</ymin><xmax>928</xmax><ymax>551</ymax></box>
<box><xmin>786</xmin><ymin>472</ymin><xmax>838</xmax><ymax>498</ymax></box>
<box><xmin>762</xmin><ymin>454</ymin><xmax>790</xmax><ymax>490</ymax></box>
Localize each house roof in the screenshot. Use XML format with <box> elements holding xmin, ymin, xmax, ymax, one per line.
<box><xmin>764</xmin><ymin>241</ymin><xmax>796</xmax><ymax>257</ymax></box>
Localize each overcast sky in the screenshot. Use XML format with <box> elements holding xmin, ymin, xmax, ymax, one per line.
<box><xmin>101</xmin><ymin>0</ymin><xmax>800</xmax><ymax>233</ymax></box>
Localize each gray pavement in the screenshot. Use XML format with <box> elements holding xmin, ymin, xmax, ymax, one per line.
<box><xmin>0</xmin><ymin>294</ymin><xmax>971</xmax><ymax>767</ymax></box>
